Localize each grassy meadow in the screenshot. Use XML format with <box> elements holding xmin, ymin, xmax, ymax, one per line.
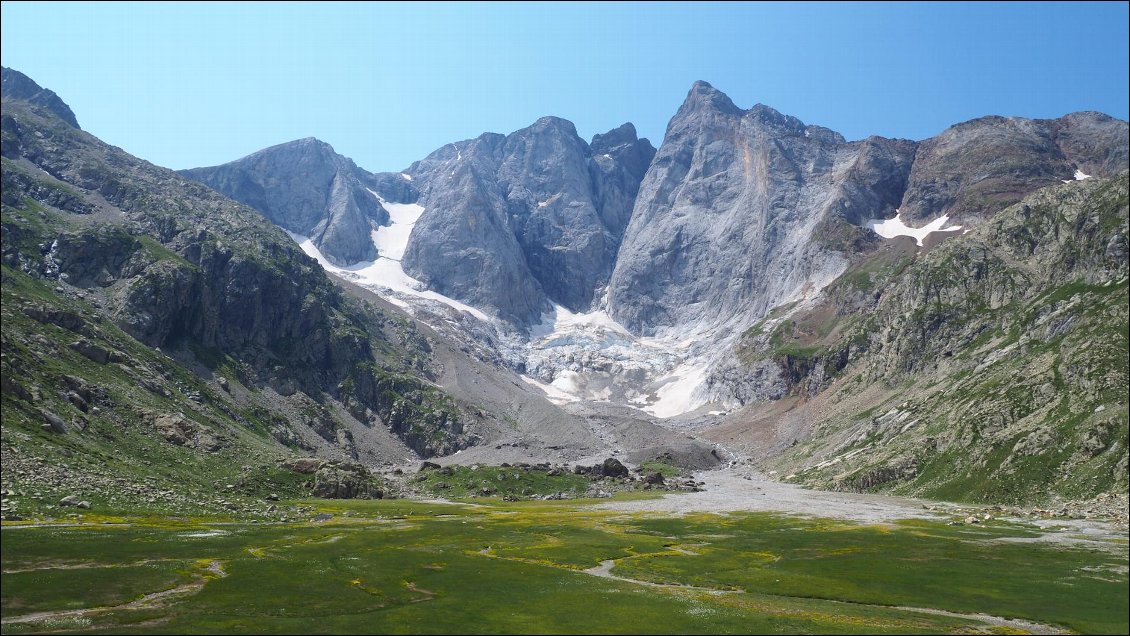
<box><xmin>1</xmin><ymin>497</ymin><xmax>1127</xmax><ymax>634</ymax></box>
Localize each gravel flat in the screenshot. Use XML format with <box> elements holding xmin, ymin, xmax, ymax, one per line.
<box><xmin>591</xmin><ymin>465</ymin><xmax>1130</xmax><ymax>548</ymax></box>
<box><xmin>590</xmin><ymin>465</ymin><xmax>942</xmax><ymax>523</ymax></box>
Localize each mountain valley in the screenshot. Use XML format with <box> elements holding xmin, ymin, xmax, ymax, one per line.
<box><xmin>3</xmin><ymin>66</ymin><xmax>1127</xmax><ymax>512</ymax></box>
<box><xmin>2</xmin><ymin>58</ymin><xmax>1129</xmax><ymax>635</ymax></box>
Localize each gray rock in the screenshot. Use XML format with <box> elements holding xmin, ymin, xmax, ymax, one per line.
<box><xmin>1</xmin><ymin>67</ymin><xmax>80</xmax><ymax>129</ymax></box>
<box><xmin>280</xmin><ymin>457</ymin><xmax>323</xmax><ymax>474</ymax></box>
<box><xmin>899</xmin><ymin>112</ymin><xmax>1129</xmax><ymax>225</ymax></box>
<box><xmin>181</xmin><ymin>138</ymin><xmax>391</xmax><ymax>266</ymax></box>
<box><xmin>608</xmin><ymin>81</ymin><xmax>905</xmax><ymax>334</ymax></box>
<box><xmin>600</xmin><ymin>457</ymin><xmax>629</xmax><ymax>478</ymax></box>
<box><xmin>69</xmin><ymin>339</ymin><xmax>110</xmax><ymax>364</ymax></box>
<box><xmin>43</xmin><ymin>411</ymin><xmax>68</xmax><ymax>434</ymax></box>
<box><xmin>402</xmin><ymin>117</ymin><xmax>654</xmax><ymax>324</ymax></box>
<box><xmin>311</xmin><ymin>464</ymin><xmax>381</xmax><ymax>499</ymax></box>
<box><xmin>58</xmin><ymin>494</ymin><xmax>82</xmax><ymax>507</ymax></box>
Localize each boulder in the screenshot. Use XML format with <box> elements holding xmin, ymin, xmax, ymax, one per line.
<box><xmin>600</xmin><ymin>458</ymin><xmax>629</xmax><ymax>478</ymax></box>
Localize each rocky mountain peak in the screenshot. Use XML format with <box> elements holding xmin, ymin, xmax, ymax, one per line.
<box><xmin>591</xmin><ymin>122</ymin><xmax>642</xmax><ymax>151</ymax></box>
<box><xmin>399</xmin><ymin>114</ymin><xmax>657</xmax><ymax>323</ymax></box>
<box><xmin>1</xmin><ymin>66</ymin><xmax>81</xmax><ymax>129</ymax></box>
<box><xmin>896</xmin><ymin>110</ymin><xmax>1128</xmax><ymax>225</ymax></box>
<box><xmin>591</xmin><ymin>122</ymin><xmax>656</xmax><ymax>181</ymax></box>
<box><xmin>678</xmin><ymin>80</ymin><xmax>744</xmax><ymax>117</ymax></box>
<box><xmin>745</xmin><ymin>103</ymin><xmax>808</xmax><ymax>135</ymax></box>
<box><xmin>530</xmin><ymin>116</ymin><xmax>580</xmax><ymax>137</ymax></box>
<box><xmin>180</xmin><ymin>137</ymin><xmax>390</xmax><ymax>266</ymax></box>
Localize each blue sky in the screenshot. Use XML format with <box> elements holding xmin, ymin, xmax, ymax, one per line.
<box><xmin>2</xmin><ymin>2</ymin><xmax>1127</xmax><ymax>173</ymax></box>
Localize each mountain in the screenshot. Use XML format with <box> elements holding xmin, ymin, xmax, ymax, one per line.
<box><xmin>607</xmin><ymin>81</ymin><xmax>1129</xmax><ymax>338</ymax></box>
<box><xmin>182</xmin><ymin>119</ymin><xmax>655</xmax><ymax>326</ymax></box>
<box><xmin>180</xmin><ymin>138</ymin><xmax>392</xmax><ymax>266</ymax></box>
<box><xmin>400</xmin><ymin>117</ymin><xmax>655</xmax><ymax>324</ymax></box>
<box><xmin>710</xmin><ymin>172</ymin><xmax>1128</xmax><ymax>503</ymax></box>
<box><xmin>1</xmin><ymin>69</ymin><xmax>472</xmax><ymax>468</ymax></box>
<box><xmin>3</xmin><ymin>69</ymin><xmax>681</xmax><ymax>516</ymax></box>
<box><xmin>1</xmin><ymin>67</ymin><xmax>80</xmax><ymax>129</ymax></box>
<box><xmin>897</xmin><ymin>111</ymin><xmax>1129</xmax><ymax>225</ymax></box>
<box><xmin>6</xmin><ymin>67</ymin><xmax>1127</xmax><ymax>509</ymax></box>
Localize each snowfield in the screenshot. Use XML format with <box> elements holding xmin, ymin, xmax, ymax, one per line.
<box><xmin>286</xmin><ymin>192</ymin><xmax>489</xmax><ymax>321</ymax></box>
<box><xmin>864</xmin><ymin>209</ymin><xmax>962</xmax><ymax>246</ymax></box>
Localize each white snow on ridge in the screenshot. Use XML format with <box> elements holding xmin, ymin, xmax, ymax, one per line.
<box><xmin>399</xmin><ymin>172</ymin><xmax>412</xmax><ymax>181</ymax></box>
<box><xmin>1063</xmin><ymin>169</ymin><xmax>1093</xmax><ymax>184</ymax></box>
<box><xmin>286</xmin><ymin>194</ymin><xmax>489</xmax><ymax>321</ymax></box>
<box><xmin>367</xmin><ymin>189</ymin><xmax>423</xmax><ymax>261</ymax></box>
<box><xmin>864</xmin><ymin>209</ymin><xmax>962</xmax><ymax>247</ymax></box>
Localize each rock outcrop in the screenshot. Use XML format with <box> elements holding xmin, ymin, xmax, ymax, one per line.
<box><xmin>402</xmin><ymin>117</ymin><xmax>654</xmax><ymax>324</ymax></box>
<box><xmin>607</xmin><ymin>81</ymin><xmax>1128</xmax><ymax>340</ymax></box>
<box><xmin>607</xmin><ymin>81</ymin><xmax>915</xmax><ymax>335</ymax></box>
<box><xmin>898</xmin><ymin>112</ymin><xmax>1129</xmax><ymax>225</ymax></box>
<box><xmin>740</xmin><ymin>174</ymin><xmax>1129</xmax><ymax>504</ymax></box>
<box><xmin>181</xmin><ymin>138</ymin><xmax>391</xmax><ymax>266</ymax></box>
<box><xmin>1</xmin><ymin>67</ymin><xmax>80</xmax><ymax>129</ymax></box>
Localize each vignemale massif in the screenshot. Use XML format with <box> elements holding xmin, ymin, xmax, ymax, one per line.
<box><xmin>1</xmin><ymin>66</ymin><xmax>1127</xmax><ymax>519</ymax></box>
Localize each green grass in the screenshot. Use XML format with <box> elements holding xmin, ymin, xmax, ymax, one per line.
<box><xmin>638</xmin><ymin>460</ymin><xmax>684</xmax><ymax>479</ymax></box>
<box><xmin>414</xmin><ymin>464</ymin><xmax>591</xmax><ymax>499</ymax></box>
<box><xmin>1</xmin><ymin>561</ymin><xmax>194</xmax><ymax>615</ymax></box>
<box><xmin>2</xmin><ymin>502</ymin><xmax>1125</xmax><ymax>634</ymax></box>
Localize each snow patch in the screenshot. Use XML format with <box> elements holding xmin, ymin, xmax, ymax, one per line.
<box><xmin>400</xmin><ymin>172</ymin><xmax>412</xmax><ymax>181</ymax></box>
<box><xmin>864</xmin><ymin>209</ymin><xmax>962</xmax><ymax>247</ymax></box>
<box><xmin>530</xmin><ymin>304</ymin><xmax>633</xmax><ymax>340</ymax></box>
<box><xmin>1075</xmin><ymin>169</ymin><xmax>1091</xmax><ymax>181</ymax></box>
<box><xmin>286</xmin><ymin>196</ymin><xmax>489</xmax><ymax>322</ymax></box>
<box><xmin>366</xmin><ymin>190</ymin><xmax>423</xmax><ymax>261</ymax></box>
<box><xmin>520</xmin><ymin>375</ymin><xmax>578</xmax><ymax>404</ymax></box>
<box><xmin>643</xmin><ymin>363</ymin><xmax>709</xmax><ymax>418</ymax></box>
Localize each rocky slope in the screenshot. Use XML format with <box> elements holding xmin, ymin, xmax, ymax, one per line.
<box><xmin>898</xmin><ymin>111</ymin><xmax>1129</xmax><ymax>225</ymax></box>
<box><xmin>180</xmin><ymin>138</ymin><xmax>392</xmax><ymax>266</ymax></box>
<box><xmin>1</xmin><ymin>69</ymin><xmax>650</xmax><ymax>517</ymax></box>
<box><xmin>400</xmin><ymin>117</ymin><xmax>654</xmax><ymax>325</ymax></box>
<box><xmin>711</xmin><ymin>173</ymin><xmax>1129</xmax><ymax>504</ymax></box>
<box><xmin>1</xmin><ymin>67</ymin><xmax>80</xmax><ymax>129</ymax></box>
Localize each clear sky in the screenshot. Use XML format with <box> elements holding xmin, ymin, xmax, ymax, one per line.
<box><xmin>2</xmin><ymin>1</ymin><xmax>1127</xmax><ymax>173</ymax></box>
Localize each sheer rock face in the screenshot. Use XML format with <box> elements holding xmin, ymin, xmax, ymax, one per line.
<box><xmin>606</xmin><ymin>81</ymin><xmax>917</xmax><ymax>335</ymax></box>
<box><xmin>606</xmin><ymin>82</ymin><xmax>1129</xmax><ymax>337</ymax></box>
<box><xmin>181</xmin><ymin>138</ymin><xmax>391</xmax><ymax>266</ymax></box>
<box><xmin>181</xmin><ymin>78</ymin><xmax>1126</xmax><ymax>346</ymax></box>
<box><xmin>898</xmin><ymin>111</ymin><xmax>1129</xmax><ymax>226</ymax></box>
<box><xmin>401</xmin><ymin>117</ymin><xmax>655</xmax><ymax>325</ymax></box>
